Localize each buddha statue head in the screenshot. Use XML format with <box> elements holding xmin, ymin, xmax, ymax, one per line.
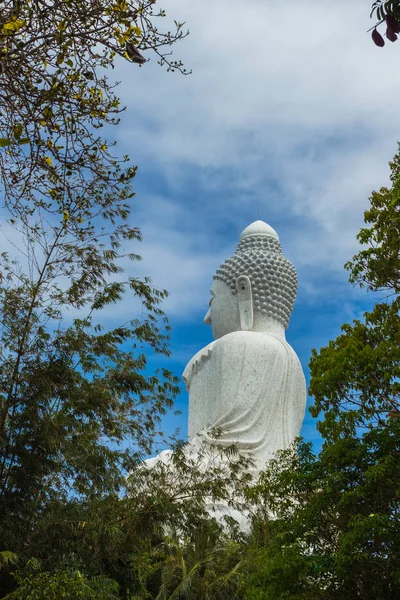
<box><xmin>204</xmin><ymin>220</ymin><xmax>298</xmax><ymax>339</ymax></box>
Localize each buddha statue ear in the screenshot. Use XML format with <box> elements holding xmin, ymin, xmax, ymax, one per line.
<box><xmin>235</xmin><ymin>275</ymin><xmax>254</xmax><ymax>331</ymax></box>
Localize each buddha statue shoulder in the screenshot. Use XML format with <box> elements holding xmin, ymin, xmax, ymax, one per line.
<box><xmin>183</xmin><ymin>220</ymin><xmax>306</xmax><ymax>471</ymax></box>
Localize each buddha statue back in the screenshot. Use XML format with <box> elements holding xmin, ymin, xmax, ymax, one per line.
<box><xmin>183</xmin><ymin>220</ymin><xmax>306</xmax><ymax>471</ymax></box>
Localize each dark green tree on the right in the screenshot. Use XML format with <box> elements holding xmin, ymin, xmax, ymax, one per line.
<box><xmin>243</xmin><ymin>146</ymin><xmax>400</xmax><ymax>599</ymax></box>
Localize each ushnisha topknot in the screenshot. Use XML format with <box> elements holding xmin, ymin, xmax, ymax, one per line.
<box><xmin>213</xmin><ymin>220</ymin><xmax>298</xmax><ymax>329</ymax></box>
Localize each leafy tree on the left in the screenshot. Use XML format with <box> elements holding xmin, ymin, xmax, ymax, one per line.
<box><xmin>0</xmin><ymin>1</ymin><xmax>192</xmax><ymax>596</ymax></box>
<box><xmin>0</xmin><ymin>0</ymin><xmax>188</xmax><ymax>217</ymax></box>
<box><xmin>0</xmin><ymin>4</ymin><xmax>257</xmax><ymax>598</ymax></box>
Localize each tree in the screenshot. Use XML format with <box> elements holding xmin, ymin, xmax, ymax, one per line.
<box><xmin>0</xmin><ymin>0</ymin><xmax>191</xmax><ymax>595</ymax></box>
<box><xmin>151</xmin><ymin>523</ymin><xmax>244</xmax><ymax>600</ymax></box>
<box><xmin>0</xmin><ymin>0</ymin><xmax>188</xmax><ymax>223</ymax></box>
<box><xmin>4</xmin><ymin>561</ymin><xmax>120</xmax><ymax>600</ymax></box>
<box><xmin>241</xmin><ymin>146</ymin><xmax>400</xmax><ymax>599</ymax></box>
<box><xmin>310</xmin><ymin>145</ymin><xmax>400</xmax><ymax>438</ymax></box>
<box><xmin>370</xmin><ymin>2</ymin><xmax>400</xmax><ymax>46</ymax></box>
<box><xmin>244</xmin><ymin>432</ymin><xmax>400</xmax><ymax>599</ymax></box>
<box><xmin>1</xmin><ymin>439</ymin><xmax>252</xmax><ymax>598</ymax></box>
<box><xmin>0</xmin><ymin>4</ymin><xmax>258</xmax><ymax>599</ymax></box>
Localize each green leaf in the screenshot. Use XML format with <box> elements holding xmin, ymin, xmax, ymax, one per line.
<box><xmin>0</xmin><ymin>138</ymin><xmax>10</xmax><ymax>147</ymax></box>
<box><xmin>12</xmin><ymin>123</ymin><xmax>23</xmax><ymax>139</ymax></box>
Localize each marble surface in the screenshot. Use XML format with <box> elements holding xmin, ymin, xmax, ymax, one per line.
<box><xmin>184</xmin><ymin>329</ymin><xmax>305</xmax><ymax>471</ymax></box>
<box><xmin>186</xmin><ymin>220</ymin><xmax>306</xmax><ymax>472</ymax></box>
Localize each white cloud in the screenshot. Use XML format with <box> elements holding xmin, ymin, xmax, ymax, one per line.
<box><xmin>102</xmin><ymin>0</ymin><xmax>400</xmax><ymax>322</ymax></box>
<box><xmin>3</xmin><ymin>1</ymin><xmax>395</xmax><ymax>325</ymax></box>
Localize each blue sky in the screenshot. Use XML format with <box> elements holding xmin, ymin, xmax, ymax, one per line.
<box><xmin>0</xmin><ymin>0</ymin><xmax>392</xmax><ymax>455</ymax></box>
<box><xmin>98</xmin><ymin>0</ymin><xmax>400</xmax><ymax>453</ymax></box>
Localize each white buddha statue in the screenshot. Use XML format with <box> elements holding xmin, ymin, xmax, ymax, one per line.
<box><xmin>183</xmin><ymin>220</ymin><xmax>306</xmax><ymax>471</ymax></box>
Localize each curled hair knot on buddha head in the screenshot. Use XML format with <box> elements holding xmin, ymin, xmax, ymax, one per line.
<box><xmin>213</xmin><ymin>221</ymin><xmax>298</xmax><ymax>329</ymax></box>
